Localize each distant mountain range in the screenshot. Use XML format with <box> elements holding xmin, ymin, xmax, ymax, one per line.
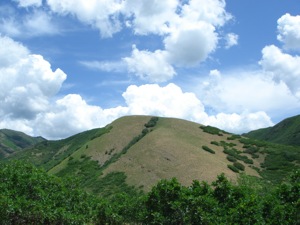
<box><xmin>1</xmin><ymin>115</ymin><xmax>300</xmax><ymax>196</ymax></box>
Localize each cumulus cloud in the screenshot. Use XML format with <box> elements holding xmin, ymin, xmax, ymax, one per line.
<box><xmin>277</xmin><ymin>13</ymin><xmax>300</xmax><ymax>50</ymax></box>
<box><xmin>122</xmin><ymin>83</ymin><xmax>208</xmax><ymax>121</ymax></box>
<box><xmin>123</xmin><ymin>45</ymin><xmax>176</xmax><ymax>82</ymax></box>
<box><xmin>122</xmin><ymin>0</ymin><xmax>178</xmax><ymax>35</ymax></box>
<box><xmin>165</xmin><ymin>21</ymin><xmax>218</xmax><ymax>66</ymax></box>
<box><xmin>224</xmin><ymin>33</ymin><xmax>238</xmax><ymax>49</ymax></box>
<box><xmin>123</xmin><ymin>0</ymin><xmax>231</xmax><ymax>81</ymax></box>
<box><xmin>121</xmin><ymin>83</ymin><xmax>273</xmax><ymax>134</ymax></box>
<box><xmin>195</xmin><ymin>68</ymin><xmax>300</xmax><ymax>118</ymax></box>
<box><xmin>206</xmin><ymin>111</ymin><xmax>273</xmax><ymax>134</ymax></box>
<box><xmin>46</xmin><ymin>0</ymin><xmax>123</xmax><ymax>38</ymax></box>
<box><xmin>0</xmin><ymin>36</ymin><xmax>66</xmax><ymax>120</ymax></box>
<box><xmin>260</xmin><ymin>45</ymin><xmax>300</xmax><ymax>98</ymax></box>
<box><xmin>0</xmin><ymin>41</ymin><xmax>273</xmax><ymax>140</ymax></box>
<box><xmin>34</xmin><ymin>94</ymin><xmax>127</xmax><ymax>139</ymax></box>
<box><xmin>6</xmin><ymin>0</ymin><xmax>235</xmax><ymax>82</ymax></box>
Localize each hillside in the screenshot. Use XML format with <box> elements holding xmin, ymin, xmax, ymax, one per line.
<box><xmin>0</xmin><ymin>129</ymin><xmax>45</xmax><ymax>159</ymax></box>
<box><xmin>5</xmin><ymin>115</ymin><xmax>300</xmax><ymax>196</ymax></box>
<box><xmin>244</xmin><ymin>114</ymin><xmax>300</xmax><ymax>146</ymax></box>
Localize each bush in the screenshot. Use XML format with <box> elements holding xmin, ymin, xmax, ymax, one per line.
<box><xmin>233</xmin><ymin>162</ymin><xmax>245</xmax><ymax>171</ymax></box>
<box><xmin>202</xmin><ymin>146</ymin><xmax>215</xmax><ymax>154</ymax></box>
<box><xmin>226</xmin><ymin>155</ymin><xmax>237</xmax><ymax>162</ymax></box>
<box><xmin>144</xmin><ymin>117</ymin><xmax>159</xmax><ymax>128</ymax></box>
<box><xmin>200</xmin><ymin>125</ymin><xmax>223</xmax><ymax>135</ymax></box>
<box><xmin>227</xmin><ymin>164</ymin><xmax>239</xmax><ymax>173</ymax></box>
<box><xmin>0</xmin><ymin>161</ymin><xmax>100</xmax><ymax>224</ymax></box>
<box><xmin>227</xmin><ymin>135</ymin><xmax>241</xmax><ymax>140</ymax></box>
<box><xmin>211</xmin><ymin>141</ymin><xmax>219</xmax><ymax>146</ymax></box>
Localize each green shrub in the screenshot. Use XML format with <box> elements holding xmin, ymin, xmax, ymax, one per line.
<box><xmin>202</xmin><ymin>145</ymin><xmax>215</xmax><ymax>154</ymax></box>
<box><xmin>234</xmin><ymin>162</ymin><xmax>245</xmax><ymax>171</ymax></box>
<box><xmin>244</xmin><ymin>146</ymin><xmax>259</xmax><ymax>154</ymax></box>
<box><xmin>223</xmin><ymin>148</ymin><xmax>238</xmax><ymax>157</ymax></box>
<box><xmin>211</xmin><ymin>141</ymin><xmax>219</xmax><ymax>146</ymax></box>
<box><xmin>200</xmin><ymin>125</ymin><xmax>223</xmax><ymax>135</ymax></box>
<box><xmin>144</xmin><ymin>117</ymin><xmax>159</xmax><ymax>128</ymax></box>
<box><xmin>226</xmin><ymin>155</ymin><xmax>237</xmax><ymax>162</ymax></box>
<box><xmin>228</xmin><ymin>164</ymin><xmax>239</xmax><ymax>173</ymax></box>
<box><xmin>227</xmin><ymin>135</ymin><xmax>241</xmax><ymax>140</ymax></box>
<box><xmin>0</xmin><ymin>161</ymin><xmax>100</xmax><ymax>224</ymax></box>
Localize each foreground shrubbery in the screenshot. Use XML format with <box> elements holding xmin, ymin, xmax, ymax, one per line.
<box><xmin>0</xmin><ymin>161</ymin><xmax>299</xmax><ymax>224</ymax></box>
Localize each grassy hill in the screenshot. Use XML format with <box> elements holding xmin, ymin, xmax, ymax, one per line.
<box><xmin>244</xmin><ymin>114</ymin><xmax>300</xmax><ymax>146</ymax></box>
<box><xmin>5</xmin><ymin>115</ymin><xmax>300</xmax><ymax>197</ymax></box>
<box><xmin>0</xmin><ymin>129</ymin><xmax>45</xmax><ymax>159</ymax></box>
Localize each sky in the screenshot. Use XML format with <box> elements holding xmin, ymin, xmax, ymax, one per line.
<box><xmin>0</xmin><ymin>0</ymin><xmax>300</xmax><ymax>140</ymax></box>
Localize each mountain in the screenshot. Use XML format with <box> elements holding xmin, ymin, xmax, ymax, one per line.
<box><xmin>5</xmin><ymin>115</ymin><xmax>300</xmax><ymax>196</ymax></box>
<box><xmin>0</xmin><ymin>129</ymin><xmax>45</xmax><ymax>159</ymax></box>
<box><xmin>244</xmin><ymin>115</ymin><xmax>300</xmax><ymax>146</ymax></box>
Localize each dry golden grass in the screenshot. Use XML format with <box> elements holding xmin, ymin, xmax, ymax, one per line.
<box><xmin>86</xmin><ymin>115</ymin><xmax>152</xmax><ymax>165</ymax></box>
<box><xmin>48</xmin><ymin>116</ymin><xmax>261</xmax><ymax>191</ymax></box>
<box><xmin>101</xmin><ymin>117</ymin><xmax>260</xmax><ymax>191</ymax></box>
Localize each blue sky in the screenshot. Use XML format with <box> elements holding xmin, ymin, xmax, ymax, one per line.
<box><xmin>0</xmin><ymin>0</ymin><xmax>300</xmax><ymax>139</ymax></box>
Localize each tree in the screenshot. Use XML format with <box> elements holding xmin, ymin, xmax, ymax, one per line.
<box><xmin>0</xmin><ymin>161</ymin><xmax>99</xmax><ymax>224</ymax></box>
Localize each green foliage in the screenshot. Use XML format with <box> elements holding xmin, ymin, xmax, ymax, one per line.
<box><xmin>244</xmin><ymin>114</ymin><xmax>300</xmax><ymax>146</ymax></box>
<box><xmin>0</xmin><ymin>161</ymin><xmax>100</xmax><ymax>224</ymax></box>
<box><xmin>144</xmin><ymin>178</ymin><xmax>186</xmax><ymax>224</ymax></box>
<box><xmin>1</xmin><ymin>161</ymin><xmax>299</xmax><ymax>225</ymax></box>
<box><xmin>144</xmin><ymin>117</ymin><xmax>159</xmax><ymax>128</ymax></box>
<box><xmin>8</xmin><ymin>127</ymin><xmax>111</xmax><ymax>171</ymax></box>
<box><xmin>227</xmin><ymin>134</ymin><xmax>241</xmax><ymax>140</ymax></box>
<box><xmin>200</xmin><ymin>125</ymin><xmax>225</xmax><ymax>136</ymax></box>
<box><xmin>234</xmin><ymin>162</ymin><xmax>245</xmax><ymax>171</ymax></box>
<box><xmin>228</xmin><ymin>164</ymin><xmax>239</xmax><ymax>173</ymax></box>
<box><xmin>144</xmin><ymin>173</ymin><xmax>300</xmax><ymax>225</ymax></box>
<box><xmin>226</xmin><ymin>155</ymin><xmax>237</xmax><ymax>162</ymax></box>
<box><xmin>202</xmin><ymin>145</ymin><xmax>215</xmax><ymax>154</ymax></box>
<box><xmin>223</xmin><ymin>147</ymin><xmax>253</xmax><ymax>164</ymax></box>
<box><xmin>210</xmin><ymin>141</ymin><xmax>219</xmax><ymax>146</ymax></box>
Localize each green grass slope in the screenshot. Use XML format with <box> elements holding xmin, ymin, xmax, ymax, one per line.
<box><xmin>5</xmin><ymin>115</ymin><xmax>300</xmax><ymax>196</ymax></box>
<box><xmin>0</xmin><ymin>129</ymin><xmax>45</xmax><ymax>159</ymax></box>
<box><xmin>245</xmin><ymin>114</ymin><xmax>300</xmax><ymax>146</ymax></box>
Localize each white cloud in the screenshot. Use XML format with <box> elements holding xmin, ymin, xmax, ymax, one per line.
<box><xmin>25</xmin><ymin>0</ymin><xmax>232</xmax><ymax>82</ymax></box>
<box><xmin>46</xmin><ymin>0</ymin><xmax>123</xmax><ymax>38</ymax></box>
<box><xmin>206</xmin><ymin>111</ymin><xmax>273</xmax><ymax>134</ymax></box>
<box><xmin>0</xmin><ymin>36</ymin><xmax>66</xmax><ymax>119</ymax></box>
<box><xmin>277</xmin><ymin>13</ymin><xmax>300</xmax><ymax>50</ymax></box>
<box><xmin>122</xmin><ymin>0</ymin><xmax>231</xmax><ymax>80</ymax></box>
<box><xmin>194</xmin><ymin>68</ymin><xmax>300</xmax><ymax>119</ymax></box>
<box><xmin>122</xmin><ymin>83</ymin><xmax>207</xmax><ymax>121</ymax></box>
<box><xmin>13</xmin><ymin>0</ymin><xmax>42</xmax><ymax>7</ymax></box>
<box><xmin>225</xmin><ymin>33</ymin><xmax>238</xmax><ymax>49</ymax></box>
<box><xmin>34</xmin><ymin>94</ymin><xmax>128</xmax><ymax>139</ymax></box>
<box><xmin>79</xmin><ymin>60</ymin><xmax>126</xmax><ymax>73</ymax></box>
<box><xmin>24</xmin><ymin>11</ymin><xmax>59</xmax><ymax>36</ymax></box>
<box><xmin>180</xmin><ymin>0</ymin><xmax>231</xmax><ymax>27</ymax></box>
<box><xmin>165</xmin><ymin>21</ymin><xmax>218</xmax><ymax>66</ymax></box>
<box><xmin>122</xmin><ymin>0</ymin><xmax>178</xmax><ymax>35</ymax></box>
<box><xmin>260</xmin><ymin>45</ymin><xmax>300</xmax><ymax>98</ymax></box>
<box><xmin>121</xmin><ymin>83</ymin><xmax>273</xmax><ymax>134</ymax></box>
<box><xmin>0</xmin><ymin>10</ymin><xmax>60</xmax><ymax>38</ymax></box>
<box><xmin>123</xmin><ymin>45</ymin><xmax>176</xmax><ymax>82</ymax></box>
